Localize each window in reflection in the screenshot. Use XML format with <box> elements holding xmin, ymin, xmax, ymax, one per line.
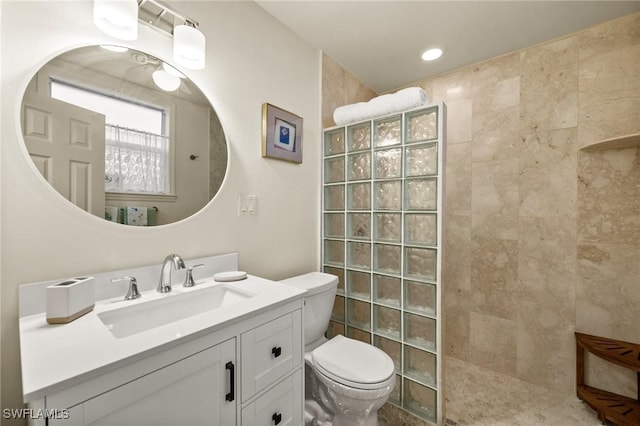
<box><xmin>51</xmin><ymin>79</ymin><xmax>170</xmax><ymax>195</ymax></box>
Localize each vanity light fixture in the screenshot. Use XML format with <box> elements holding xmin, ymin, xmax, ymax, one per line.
<box><xmin>93</xmin><ymin>0</ymin><xmax>139</xmax><ymax>41</ymax></box>
<box><xmin>421</xmin><ymin>48</ymin><xmax>443</xmax><ymax>61</ymax></box>
<box><xmin>173</xmin><ymin>23</ymin><xmax>206</xmax><ymax>70</ymax></box>
<box><xmin>94</xmin><ymin>0</ymin><xmax>206</xmax><ymax>71</ymax></box>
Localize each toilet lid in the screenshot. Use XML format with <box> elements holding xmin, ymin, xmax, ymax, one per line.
<box><xmin>311</xmin><ymin>335</ymin><xmax>395</xmax><ymax>390</ymax></box>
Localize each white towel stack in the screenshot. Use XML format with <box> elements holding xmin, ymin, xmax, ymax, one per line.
<box><xmin>105</xmin><ymin>206</ymin><xmax>119</xmax><ymax>223</ymax></box>
<box><xmin>126</xmin><ymin>206</ymin><xmax>148</xmax><ymax>226</ymax></box>
<box><xmin>333</xmin><ymin>87</ymin><xmax>429</xmax><ymax>125</ymax></box>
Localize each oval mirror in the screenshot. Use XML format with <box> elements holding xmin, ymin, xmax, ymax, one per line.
<box><xmin>20</xmin><ymin>45</ymin><xmax>227</xmax><ymax>226</ymax></box>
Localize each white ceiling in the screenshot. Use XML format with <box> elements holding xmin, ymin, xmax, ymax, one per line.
<box><xmin>257</xmin><ymin>1</ymin><xmax>640</xmax><ymax>93</ymax></box>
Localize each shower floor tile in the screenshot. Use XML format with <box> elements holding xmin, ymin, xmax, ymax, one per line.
<box><xmin>379</xmin><ymin>357</ymin><xmax>601</xmax><ymax>426</ymax></box>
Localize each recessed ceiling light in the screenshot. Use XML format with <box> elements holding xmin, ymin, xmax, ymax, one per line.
<box><xmin>421</xmin><ymin>48</ymin><xmax>443</xmax><ymax>61</ymax></box>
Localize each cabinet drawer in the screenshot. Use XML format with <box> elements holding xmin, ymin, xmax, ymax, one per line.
<box><xmin>241</xmin><ymin>310</ymin><xmax>302</xmax><ymax>401</ymax></box>
<box><xmin>241</xmin><ymin>369</ymin><xmax>302</xmax><ymax>426</ymax></box>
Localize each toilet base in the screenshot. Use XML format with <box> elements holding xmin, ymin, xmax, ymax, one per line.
<box><xmin>331</xmin><ymin>413</ymin><xmax>379</xmax><ymax>426</ymax></box>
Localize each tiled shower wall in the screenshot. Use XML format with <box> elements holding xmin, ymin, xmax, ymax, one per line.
<box><xmin>322</xmin><ymin>11</ymin><xmax>639</xmax><ymax>410</ymax></box>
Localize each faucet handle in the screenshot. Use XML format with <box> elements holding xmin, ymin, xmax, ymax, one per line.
<box><xmin>111</xmin><ymin>276</ymin><xmax>141</xmax><ymax>300</ymax></box>
<box><xmin>183</xmin><ymin>264</ymin><xmax>204</xmax><ymax>288</ymax></box>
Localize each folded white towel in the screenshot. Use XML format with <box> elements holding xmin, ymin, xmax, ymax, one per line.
<box><xmin>126</xmin><ymin>206</ymin><xmax>147</xmax><ymax>226</ymax></box>
<box><xmin>105</xmin><ymin>206</ymin><xmax>119</xmax><ymax>223</ymax></box>
<box><xmin>333</xmin><ymin>87</ymin><xmax>428</xmax><ymax>125</ymax></box>
<box><xmin>332</xmin><ymin>101</ymin><xmax>369</xmax><ymax>126</ymax></box>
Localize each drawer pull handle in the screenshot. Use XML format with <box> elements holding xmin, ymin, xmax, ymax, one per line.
<box><xmin>225</xmin><ymin>361</ymin><xmax>235</xmax><ymax>402</ymax></box>
<box><xmin>272</xmin><ymin>346</ymin><xmax>282</xmax><ymax>358</ymax></box>
<box><xmin>272</xmin><ymin>412</ymin><xmax>282</xmax><ymax>425</ymax></box>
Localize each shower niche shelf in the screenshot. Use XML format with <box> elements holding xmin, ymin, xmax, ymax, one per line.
<box><xmin>575</xmin><ymin>332</ymin><xmax>640</xmax><ymax>426</ymax></box>
<box><xmin>579</xmin><ymin>133</ymin><xmax>640</xmax><ymax>151</ymax></box>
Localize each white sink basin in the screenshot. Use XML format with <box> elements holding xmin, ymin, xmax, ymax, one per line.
<box><xmin>98</xmin><ymin>284</ymin><xmax>255</xmax><ymax>339</ymax></box>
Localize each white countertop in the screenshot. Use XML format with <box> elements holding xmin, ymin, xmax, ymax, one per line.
<box><xmin>19</xmin><ymin>274</ymin><xmax>305</xmax><ymax>402</ymax></box>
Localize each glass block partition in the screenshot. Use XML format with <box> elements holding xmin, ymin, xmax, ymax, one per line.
<box><xmin>322</xmin><ymin>104</ymin><xmax>445</xmax><ymax>424</ymax></box>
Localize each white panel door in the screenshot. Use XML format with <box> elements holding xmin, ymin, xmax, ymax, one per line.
<box><xmin>22</xmin><ymin>92</ymin><xmax>105</xmax><ymax>217</ymax></box>
<box><xmin>51</xmin><ymin>338</ymin><xmax>236</xmax><ymax>426</ymax></box>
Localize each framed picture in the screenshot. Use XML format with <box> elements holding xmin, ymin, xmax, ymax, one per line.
<box><xmin>262</xmin><ymin>103</ymin><xmax>303</xmax><ymax>163</ymax></box>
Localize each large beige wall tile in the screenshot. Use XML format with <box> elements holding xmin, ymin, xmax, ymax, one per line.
<box><xmin>444</xmin><ymin>99</ymin><xmax>472</xmax><ymax>144</ymax></box>
<box><xmin>577</xmin><ymin>148</ymin><xmax>640</xmax><ymax>245</ymax></box>
<box><xmin>519</xmin><ymin>129</ymin><xmax>578</xmax><ymax>217</ymax></box>
<box><xmin>520</xmin><ymin>36</ymin><xmax>578</xmax><ymax>133</ymax></box>
<box><xmin>518</xmin><ymin>216</ymin><xmax>577</xmax><ymax>301</ymax></box>
<box><xmin>576</xmin><ymin>243</ymin><xmax>640</xmax><ymax>341</ymax></box>
<box><xmin>578</xmin><ymin>13</ymin><xmax>640</xmax><ymax>61</ymax></box>
<box><xmin>322</xmin><ymin>53</ymin><xmax>348</xmax><ymax>128</ymax></box>
<box><xmin>471</xmin><ymin>52</ymin><xmax>521</xmax><ymax>96</ymax></box>
<box><xmin>577</xmin><ymin>44</ymin><xmax>640</xmax><ymax>148</ymax></box>
<box><xmin>472</xmin><ymin>106</ymin><xmax>520</xmax><ymax>162</ymax></box>
<box><xmin>429</xmin><ymin>67</ymin><xmax>473</xmax><ymax>102</ymax></box>
<box><xmin>445</xmin><ymin>142</ymin><xmax>471</xmax><ymax>215</ymax></box>
<box><xmin>443</xmin><ymin>214</ymin><xmax>471</xmax><ymax>359</ymax></box>
<box><xmin>427</xmin><ymin>68</ymin><xmax>474</xmax><ymax>144</ymax></box>
<box><xmin>469</xmin><ymin>311</ymin><xmax>517</xmax><ymax>375</ymax></box>
<box><xmin>470</xmin><ymin>237</ymin><xmax>519</xmax><ymax>320</ymax></box>
<box><xmin>516</xmin><ymin>300</ymin><xmax>575</xmax><ymax>394</ymax></box>
<box><xmin>471</xmin><ymin>159</ymin><xmax>519</xmax><ymax>240</ymax></box>
<box><xmin>516</xmin><ymin>217</ymin><xmax>576</xmax><ymax>393</ymax></box>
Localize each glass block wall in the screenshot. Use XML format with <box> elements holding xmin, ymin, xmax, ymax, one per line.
<box><xmin>322</xmin><ymin>104</ymin><xmax>445</xmax><ymax>424</ymax></box>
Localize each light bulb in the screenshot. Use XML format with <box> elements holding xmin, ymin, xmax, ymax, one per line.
<box><xmin>93</xmin><ymin>0</ymin><xmax>138</xmax><ymax>41</ymax></box>
<box><xmin>152</xmin><ymin>70</ymin><xmax>181</xmax><ymax>92</ymax></box>
<box><xmin>173</xmin><ymin>25</ymin><xmax>205</xmax><ymax>70</ymax></box>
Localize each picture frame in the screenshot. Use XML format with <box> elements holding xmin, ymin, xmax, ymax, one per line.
<box><xmin>262</xmin><ymin>103</ymin><xmax>303</xmax><ymax>163</ymax></box>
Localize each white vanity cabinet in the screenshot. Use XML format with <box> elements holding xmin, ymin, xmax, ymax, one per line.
<box><xmin>240</xmin><ymin>310</ymin><xmax>303</xmax><ymax>425</ymax></box>
<box><xmin>52</xmin><ymin>338</ymin><xmax>236</xmax><ymax>426</ymax></box>
<box><xmin>29</xmin><ymin>302</ymin><xmax>303</xmax><ymax>426</ymax></box>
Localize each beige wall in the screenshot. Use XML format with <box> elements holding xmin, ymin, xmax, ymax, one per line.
<box><xmin>322</xmin><ymin>11</ymin><xmax>639</xmax><ymax>406</ymax></box>
<box><xmin>409</xmin><ymin>12</ymin><xmax>639</xmax><ymax>396</ymax></box>
<box><xmin>1</xmin><ymin>0</ymin><xmax>320</xmax><ymax>418</ymax></box>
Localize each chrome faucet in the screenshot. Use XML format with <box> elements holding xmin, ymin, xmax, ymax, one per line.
<box><xmin>157</xmin><ymin>254</ymin><xmax>186</xmax><ymax>293</ymax></box>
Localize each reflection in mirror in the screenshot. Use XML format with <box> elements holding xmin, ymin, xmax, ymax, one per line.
<box><xmin>20</xmin><ymin>45</ymin><xmax>227</xmax><ymax>226</ymax></box>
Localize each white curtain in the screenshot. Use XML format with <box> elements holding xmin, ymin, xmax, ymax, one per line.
<box><xmin>105</xmin><ymin>125</ymin><xmax>169</xmax><ymax>194</ymax></box>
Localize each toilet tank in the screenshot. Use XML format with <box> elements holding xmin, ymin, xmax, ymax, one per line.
<box><xmin>279</xmin><ymin>272</ymin><xmax>338</xmax><ymax>349</ymax></box>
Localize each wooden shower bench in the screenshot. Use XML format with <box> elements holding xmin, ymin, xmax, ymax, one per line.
<box><xmin>575</xmin><ymin>332</ymin><xmax>640</xmax><ymax>426</ymax></box>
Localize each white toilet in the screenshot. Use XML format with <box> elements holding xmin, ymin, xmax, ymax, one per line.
<box><xmin>280</xmin><ymin>272</ymin><xmax>395</xmax><ymax>426</ymax></box>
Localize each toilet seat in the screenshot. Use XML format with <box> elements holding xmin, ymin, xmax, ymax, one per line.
<box><xmin>311</xmin><ymin>335</ymin><xmax>395</xmax><ymax>390</ymax></box>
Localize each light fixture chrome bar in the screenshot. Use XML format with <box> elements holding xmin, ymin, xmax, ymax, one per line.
<box><xmin>138</xmin><ymin>0</ymin><xmax>199</xmax><ymax>30</ymax></box>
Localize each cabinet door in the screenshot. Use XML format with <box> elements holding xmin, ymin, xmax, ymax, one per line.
<box><xmin>241</xmin><ymin>369</ymin><xmax>302</xmax><ymax>426</ymax></box>
<box><xmin>53</xmin><ymin>338</ymin><xmax>236</xmax><ymax>426</ymax></box>
<box><xmin>241</xmin><ymin>311</ymin><xmax>302</xmax><ymax>402</ymax></box>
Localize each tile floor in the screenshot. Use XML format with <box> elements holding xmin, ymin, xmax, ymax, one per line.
<box><xmin>380</xmin><ymin>357</ymin><xmax>604</xmax><ymax>426</ymax></box>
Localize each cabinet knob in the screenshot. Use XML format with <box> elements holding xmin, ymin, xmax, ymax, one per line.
<box><xmin>271</xmin><ymin>346</ymin><xmax>282</xmax><ymax>358</ymax></box>
<box><xmin>272</xmin><ymin>412</ymin><xmax>282</xmax><ymax>425</ymax></box>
